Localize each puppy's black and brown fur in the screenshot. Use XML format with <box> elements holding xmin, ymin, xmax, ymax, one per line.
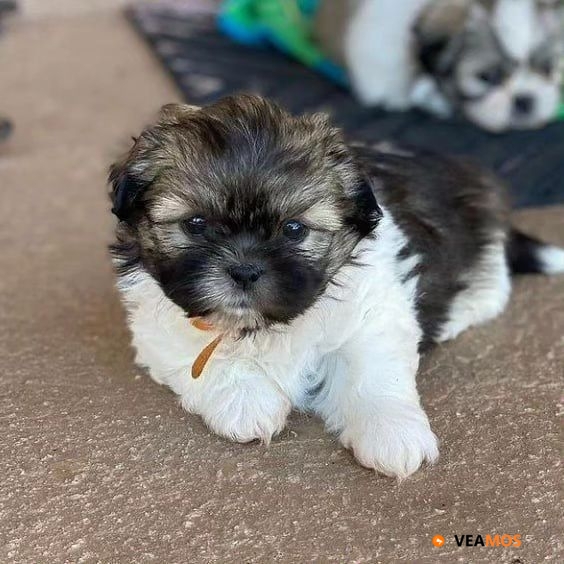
<box><xmin>110</xmin><ymin>95</ymin><xmax>553</xmax><ymax>345</ymax></box>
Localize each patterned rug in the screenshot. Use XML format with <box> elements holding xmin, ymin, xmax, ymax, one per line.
<box><xmin>127</xmin><ymin>1</ymin><xmax>564</xmax><ymax>208</ymax></box>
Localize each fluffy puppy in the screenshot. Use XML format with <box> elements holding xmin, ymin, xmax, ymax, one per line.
<box><xmin>315</xmin><ymin>0</ymin><xmax>563</xmax><ymax>131</ymax></box>
<box><xmin>109</xmin><ymin>95</ymin><xmax>564</xmax><ymax>478</ymax></box>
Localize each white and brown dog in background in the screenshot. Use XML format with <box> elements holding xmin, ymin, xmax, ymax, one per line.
<box><xmin>315</xmin><ymin>0</ymin><xmax>563</xmax><ymax>131</ymax></box>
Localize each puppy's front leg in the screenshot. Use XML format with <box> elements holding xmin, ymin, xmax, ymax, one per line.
<box><xmin>315</xmin><ymin>333</ymin><xmax>439</xmax><ymax>478</ymax></box>
<box><xmin>179</xmin><ymin>359</ymin><xmax>292</xmax><ymax>445</ymax></box>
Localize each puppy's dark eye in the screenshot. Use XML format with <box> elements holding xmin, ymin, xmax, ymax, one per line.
<box><xmin>282</xmin><ymin>219</ymin><xmax>308</xmax><ymax>241</ymax></box>
<box><xmin>536</xmin><ymin>60</ymin><xmax>553</xmax><ymax>77</ymax></box>
<box><xmin>182</xmin><ymin>215</ymin><xmax>207</xmax><ymax>235</ymax></box>
<box><xmin>477</xmin><ymin>65</ymin><xmax>505</xmax><ymax>86</ymax></box>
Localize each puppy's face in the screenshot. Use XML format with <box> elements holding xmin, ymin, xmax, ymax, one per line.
<box><xmin>110</xmin><ymin>96</ymin><xmax>380</xmax><ymax>332</ymax></box>
<box><xmin>416</xmin><ymin>0</ymin><xmax>563</xmax><ymax>132</ymax></box>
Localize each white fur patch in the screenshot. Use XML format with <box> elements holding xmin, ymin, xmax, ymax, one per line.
<box><xmin>344</xmin><ymin>0</ymin><xmax>429</xmax><ymax>108</ymax></box>
<box><xmin>538</xmin><ymin>245</ymin><xmax>564</xmax><ymax>274</ymax></box>
<box><xmin>410</xmin><ymin>76</ymin><xmax>453</xmax><ymax>118</ymax></box>
<box><xmin>493</xmin><ymin>0</ymin><xmax>539</xmax><ymax>61</ymax></box>
<box><xmin>339</xmin><ymin>397</ymin><xmax>439</xmax><ymax>478</ymax></box>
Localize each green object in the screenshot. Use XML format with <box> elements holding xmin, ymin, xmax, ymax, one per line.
<box><xmin>218</xmin><ymin>0</ymin><xmax>347</xmax><ymax>85</ymax></box>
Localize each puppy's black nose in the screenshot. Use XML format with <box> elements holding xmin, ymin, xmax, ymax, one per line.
<box><xmin>229</xmin><ymin>263</ymin><xmax>264</xmax><ymax>286</ymax></box>
<box><xmin>513</xmin><ymin>94</ymin><xmax>534</xmax><ymax>117</ymax></box>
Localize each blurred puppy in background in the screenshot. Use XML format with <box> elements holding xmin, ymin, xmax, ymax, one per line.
<box><xmin>110</xmin><ymin>95</ymin><xmax>564</xmax><ymax>478</ymax></box>
<box><xmin>315</xmin><ymin>0</ymin><xmax>563</xmax><ymax>132</ymax></box>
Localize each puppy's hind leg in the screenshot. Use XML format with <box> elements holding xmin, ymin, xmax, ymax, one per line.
<box><xmin>440</xmin><ymin>229</ymin><xmax>564</xmax><ymax>342</ymax></box>
<box><xmin>438</xmin><ymin>238</ymin><xmax>511</xmax><ymax>342</ymax></box>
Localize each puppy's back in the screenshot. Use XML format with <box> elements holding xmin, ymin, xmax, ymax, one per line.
<box><xmin>353</xmin><ymin>142</ymin><xmax>509</xmax><ymax>346</ymax></box>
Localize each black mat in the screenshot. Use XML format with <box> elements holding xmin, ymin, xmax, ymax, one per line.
<box><xmin>0</xmin><ymin>0</ymin><xmax>16</xmax><ymax>144</ymax></box>
<box><xmin>127</xmin><ymin>3</ymin><xmax>564</xmax><ymax>208</ymax></box>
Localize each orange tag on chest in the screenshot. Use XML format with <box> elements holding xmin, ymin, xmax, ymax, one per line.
<box><xmin>189</xmin><ymin>317</ymin><xmax>222</xmax><ymax>379</ymax></box>
<box><xmin>190</xmin><ymin>317</ymin><xmax>215</xmax><ymax>332</ymax></box>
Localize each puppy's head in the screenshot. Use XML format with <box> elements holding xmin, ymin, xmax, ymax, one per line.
<box><xmin>110</xmin><ymin>95</ymin><xmax>381</xmax><ymax>332</ymax></box>
<box><xmin>415</xmin><ymin>0</ymin><xmax>563</xmax><ymax>132</ymax></box>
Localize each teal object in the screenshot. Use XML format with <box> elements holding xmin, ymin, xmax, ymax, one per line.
<box><xmin>218</xmin><ymin>1</ymin><xmax>563</xmax><ymax>120</ymax></box>
<box><xmin>218</xmin><ymin>0</ymin><xmax>348</xmax><ymax>86</ymax></box>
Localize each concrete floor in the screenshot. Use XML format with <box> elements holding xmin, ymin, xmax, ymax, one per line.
<box><xmin>0</xmin><ymin>3</ymin><xmax>563</xmax><ymax>563</ymax></box>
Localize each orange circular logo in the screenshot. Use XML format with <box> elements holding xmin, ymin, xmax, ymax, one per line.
<box><xmin>432</xmin><ymin>535</ymin><xmax>445</xmax><ymax>547</ymax></box>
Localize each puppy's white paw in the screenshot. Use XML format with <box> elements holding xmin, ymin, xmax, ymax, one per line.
<box><xmin>183</xmin><ymin>373</ymin><xmax>291</xmax><ymax>444</ymax></box>
<box><xmin>340</xmin><ymin>398</ymin><xmax>439</xmax><ymax>478</ymax></box>
<box><xmin>354</xmin><ymin>85</ymin><xmax>412</xmax><ymax>110</ymax></box>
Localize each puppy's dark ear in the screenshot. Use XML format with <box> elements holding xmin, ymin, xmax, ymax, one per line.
<box><xmin>108</xmin><ymin>158</ymin><xmax>150</xmax><ymax>223</ymax></box>
<box><xmin>414</xmin><ymin>1</ymin><xmax>484</xmax><ymax>76</ymax></box>
<box><xmin>416</xmin><ymin>34</ymin><xmax>455</xmax><ymax>76</ymax></box>
<box><xmin>302</xmin><ymin>113</ymin><xmax>382</xmax><ymax>236</ymax></box>
<box><xmin>347</xmin><ymin>178</ymin><xmax>382</xmax><ymax>237</ymax></box>
<box><xmin>109</xmin><ymin>104</ymin><xmax>201</xmax><ymax>222</ymax></box>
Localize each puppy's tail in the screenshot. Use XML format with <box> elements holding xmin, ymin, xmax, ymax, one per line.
<box><xmin>507</xmin><ymin>229</ymin><xmax>564</xmax><ymax>275</ymax></box>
